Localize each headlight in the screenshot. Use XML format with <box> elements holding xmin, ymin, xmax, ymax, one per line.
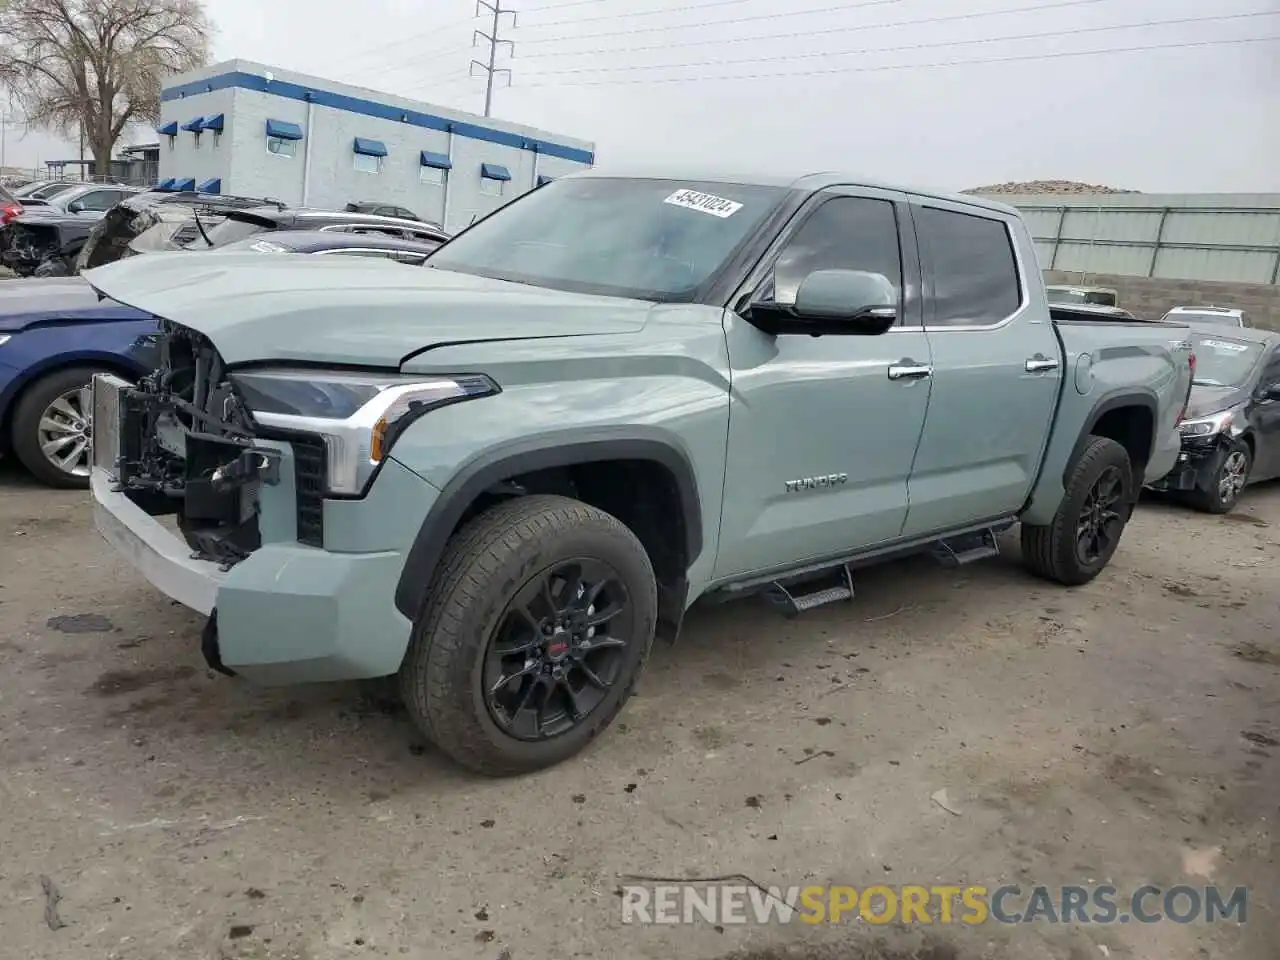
<box><xmin>229</xmin><ymin>369</ymin><xmax>498</xmax><ymax>495</ymax></box>
<box><xmin>0</xmin><ymin>334</ymin><xmax>10</xmax><ymax>347</ymax></box>
<box><xmin>1179</xmin><ymin>407</ymin><xmax>1239</xmax><ymax>438</ymax></box>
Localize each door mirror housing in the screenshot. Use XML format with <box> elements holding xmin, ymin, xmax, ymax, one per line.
<box><xmin>1261</xmin><ymin>382</ymin><xmax>1280</xmax><ymax>401</ymax></box>
<box><xmin>747</xmin><ymin>269</ymin><xmax>897</xmax><ymax>336</ymax></box>
<box><xmin>66</xmin><ymin>199</ymin><xmax>85</xmax><ymax>213</ymax></box>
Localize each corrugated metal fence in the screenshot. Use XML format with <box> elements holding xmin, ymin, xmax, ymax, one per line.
<box><xmin>986</xmin><ymin>194</ymin><xmax>1280</xmax><ymax>285</ymax></box>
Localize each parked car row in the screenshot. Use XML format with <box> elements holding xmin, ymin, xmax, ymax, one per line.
<box><xmin>0</xmin><ymin>183</ymin><xmax>450</xmax><ymax>278</ymax></box>
<box><xmin>0</xmin><ymin>189</ymin><xmax>451</xmax><ymax>486</ymax></box>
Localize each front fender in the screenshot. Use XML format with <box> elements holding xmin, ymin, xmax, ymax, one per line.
<box><xmin>386</xmin><ymin>366</ymin><xmax>732</xmax><ymax>619</ymax></box>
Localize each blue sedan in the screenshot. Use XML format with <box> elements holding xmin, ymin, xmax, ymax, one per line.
<box><xmin>0</xmin><ymin>278</ymin><xmax>158</xmax><ymax>487</ymax></box>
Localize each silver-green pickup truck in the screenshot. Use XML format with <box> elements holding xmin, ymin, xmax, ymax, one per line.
<box><xmin>84</xmin><ymin>172</ymin><xmax>1194</xmax><ymax>775</ymax></box>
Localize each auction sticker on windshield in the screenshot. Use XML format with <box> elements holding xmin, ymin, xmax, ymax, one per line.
<box><xmin>1202</xmin><ymin>339</ymin><xmax>1249</xmax><ymax>352</ymax></box>
<box><xmin>664</xmin><ymin>189</ymin><xmax>744</xmax><ymax>218</ymax></box>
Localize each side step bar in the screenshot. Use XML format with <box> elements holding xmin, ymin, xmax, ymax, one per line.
<box><xmin>763</xmin><ymin>564</ymin><xmax>854</xmax><ymax>618</ymax></box>
<box><xmin>930</xmin><ymin>528</ymin><xmax>1001</xmax><ymax>567</ymax></box>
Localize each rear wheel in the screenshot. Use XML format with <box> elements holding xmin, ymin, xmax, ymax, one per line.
<box><xmin>11</xmin><ymin>366</ymin><xmax>104</xmax><ymax>488</ymax></box>
<box><xmin>399</xmin><ymin>494</ymin><xmax>658</xmax><ymax>776</ymax></box>
<box><xmin>1021</xmin><ymin>435</ymin><xmax>1133</xmax><ymax>586</ymax></box>
<box><xmin>1186</xmin><ymin>439</ymin><xmax>1251</xmax><ymax>514</ymax></box>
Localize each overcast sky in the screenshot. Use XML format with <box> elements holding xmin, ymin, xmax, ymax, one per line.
<box><xmin>7</xmin><ymin>0</ymin><xmax>1278</xmax><ymax>192</ymax></box>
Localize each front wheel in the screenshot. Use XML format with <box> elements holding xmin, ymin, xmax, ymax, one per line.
<box><xmin>1021</xmin><ymin>435</ymin><xmax>1133</xmax><ymax>586</ymax></box>
<box><xmin>1186</xmin><ymin>439</ymin><xmax>1251</xmax><ymax>514</ymax></box>
<box><xmin>10</xmin><ymin>365</ymin><xmax>104</xmax><ymax>488</ymax></box>
<box><xmin>399</xmin><ymin>494</ymin><xmax>658</xmax><ymax>776</ymax></box>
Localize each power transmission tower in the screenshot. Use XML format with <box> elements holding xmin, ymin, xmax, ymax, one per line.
<box><xmin>471</xmin><ymin>0</ymin><xmax>517</xmax><ymax>117</ymax></box>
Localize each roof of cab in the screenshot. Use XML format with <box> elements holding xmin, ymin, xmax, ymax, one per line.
<box><xmin>562</xmin><ymin>166</ymin><xmax>1023</xmax><ymax>217</ymax></box>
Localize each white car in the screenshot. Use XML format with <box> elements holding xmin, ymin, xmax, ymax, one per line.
<box><xmin>1161</xmin><ymin>305</ymin><xmax>1249</xmax><ymax>329</ymax></box>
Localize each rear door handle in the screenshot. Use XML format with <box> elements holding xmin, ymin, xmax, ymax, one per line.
<box><xmin>1025</xmin><ymin>354</ymin><xmax>1059</xmax><ymax>373</ymax></box>
<box><xmin>887</xmin><ymin>360</ymin><xmax>932</xmax><ymax>381</ymax></box>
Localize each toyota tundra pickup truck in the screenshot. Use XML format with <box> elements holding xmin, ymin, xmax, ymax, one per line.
<box><xmin>82</xmin><ymin>172</ymin><xmax>1194</xmax><ymax>776</ymax></box>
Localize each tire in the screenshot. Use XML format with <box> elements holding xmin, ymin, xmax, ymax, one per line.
<box><xmin>11</xmin><ymin>365</ymin><xmax>104</xmax><ymax>488</ymax></box>
<box><xmin>399</xmin><ymin>494</ymin><xmax>658</xmax><ymax>776</ymax></box>
<box><xmin>1185</xmin><ymin>439</ymin><xmax>1251</xmax><ymax>515</ymax></box>
<box><xmin>1021</xmin><ymin>435</ymin><xmax>1133</xmax><ymax>586</ymax></box>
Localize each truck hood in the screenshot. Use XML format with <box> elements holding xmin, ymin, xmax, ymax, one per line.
<box><xmin>82</xmin><ymin>251</ymin><xmax>655</xmax><ymax>366</ymax></box>
<box><xmin>0</xmin><ymin>276</ymin><xmax>148</xmax><ymax>332</ymax></box>
<box><xmin>1185</xmin><ymin>383</ymin><xmax>1248</xmax><ymax>420</ymax></box>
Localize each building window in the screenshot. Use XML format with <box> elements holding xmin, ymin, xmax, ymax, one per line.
<box><xmin>267</xmin><ymin>137</ymin><xmax>296</xmax><ymax>158</ymax></box>
<box><xmin>419</xmin><ymin>165</ymin><xmax>445</xmax><ymax>186</ymax></box>
<box><xmin>479</xmin><ymin>177</ymin><xmax>504</xmax><ymax>198</ymax></box>
<box><xmin>354</xmin><ymin>152</ymin><xmax>381</xmax><ymax>174</ymax></box>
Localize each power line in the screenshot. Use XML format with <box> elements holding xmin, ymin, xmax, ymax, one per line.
<box><xmin>471</xmin><ymin>0</ymin><xmax>519</xmax><ymax>117</ymax></box>
<box><xmin>515</xmin><ymin>9</ymin><xmax>1278</xmax><ymax>77</ymax></box>
<box><xmin>515</xmin><ymin>34</ymin><xmax>1278</xmax><ymax>87</ymax></box>
<box><xmin>518</xmin><ymin>0</ymin><xmax>619</xmax><ymax>11</ymax></box>
<box><xmin>337</xmin><ymin>12</ymin><xmax>481</xmax><ymax>70</ymax></box>
<box><xmin>512</xmin><ymin>0</ymin><xmax>1123</xmax><ymax>60</ymax></box>
<box><xmin>514</xmin><ymin>0</ymin><xmax>908</xmax><ymax>42</ymax></box>
<box><xmin>516</xmin><ymin>0</ymin><xmax>871</xmax><ymax>30</ymax></box>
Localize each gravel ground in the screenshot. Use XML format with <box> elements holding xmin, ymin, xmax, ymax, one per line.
<box><xmin>0</xmin><ymin>460</ymin><xmax>1276</xmax><ymax>960</ymax></box>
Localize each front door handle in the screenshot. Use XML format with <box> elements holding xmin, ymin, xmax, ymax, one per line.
<box><xmin>887</xmin><ymin>359</ymin><xmax>932</xmax><ymax>381</ymax></box>
<box><xmin>1025</xmin><ymin>354</ymin><xmax>1059</xmax><ymax>373</ymax></box>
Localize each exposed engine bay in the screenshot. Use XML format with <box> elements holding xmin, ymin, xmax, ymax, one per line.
<box><xmin>1</xmin><ymin>222</ymin><xmax>69</xmax><ymax>276</ymax></box>
<box><xmin>115</xmin><ymin>323</ymin><xmax>282</xmax><ymax>567</ymax></box>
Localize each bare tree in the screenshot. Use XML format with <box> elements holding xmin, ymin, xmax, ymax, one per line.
<box><xmin>0</xmin><ymin>0</ymin><xmax>211</xmax><ymax>172</ymax></box>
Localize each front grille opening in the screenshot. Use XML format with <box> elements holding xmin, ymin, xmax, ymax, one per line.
<box><xmin>290</xmin><ymin>434</ymin><xmax>328</xmax><ymax>547</ymax></box>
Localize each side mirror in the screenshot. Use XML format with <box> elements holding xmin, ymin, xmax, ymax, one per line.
<box><xmin>67</xmin><ymin>199</ymin><xmax>85</xmax><ymax>214</ymax></box>
<box><xmin>748</xmin><ymin>269</ymin><xmax>897</xmax><ymax>336</ymax></box>
<box><xmin>1262</xmin><ymin>383</ymin><xmax>1280</xmax><ymax>402</ymax></box>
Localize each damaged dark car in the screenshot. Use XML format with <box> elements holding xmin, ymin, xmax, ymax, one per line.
<box><xmin>1</xmin><ymin>184</ymin><xmax>144</xmax><ymax>277</ymax></box>
<box><xmin>75</xmin><ymin>189</ymin><xmax>290</xmax><ymax>272</ymax></box>
<box><xmin>1148</xmin><ymin>328</ymin><xmax>1280</xmax><ymax>513</ymax></box>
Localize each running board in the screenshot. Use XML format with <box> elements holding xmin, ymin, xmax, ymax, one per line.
<box><xmin>763</xmin><ymin>564</ymin><xmax>854</xmax><ymax>618</ymax></box>
<box><xmin>930</xmin><ymin>528</ymin><xmax>1001</xmax><ymax>567</ymax></box>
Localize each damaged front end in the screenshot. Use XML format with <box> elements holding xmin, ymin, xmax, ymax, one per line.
<box><xmin>1</xmin><ymin>220</ymin><xmax>67</xmax><ymax>276</ymax></box>
<box><xmin>110</xmin><ymin>322</ymin><xmax>290</xmax><ymax>568</ymax></box>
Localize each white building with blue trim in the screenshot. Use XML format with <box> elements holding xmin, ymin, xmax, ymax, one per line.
<box><xmin>155</xmin><ymin>59</ymin><xmax>596</xmax><ymax>230</ymax></box>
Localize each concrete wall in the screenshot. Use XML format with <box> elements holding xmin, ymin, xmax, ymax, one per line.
<box><xmin>1045</xmin><ymin>270</ymin><xmax>1280</xmax><ymax>331</ymax></box>
<box><xmin>158</xmin><ymin>59</ymin><xmax>594</xmax><ymax>231</ymax></box>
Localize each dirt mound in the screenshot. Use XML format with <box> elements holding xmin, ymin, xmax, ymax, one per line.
<box><xmin>964</xmin><ymin>179</ymin><xmax>1140</xmax><ymax>195</ymax></box>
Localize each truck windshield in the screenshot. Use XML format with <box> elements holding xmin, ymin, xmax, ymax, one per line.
<box><xmin>1190</xmin><ymin>335</ymin><xmax>1263</xmax><ymax>386</ymax></box>
<box><xmin>426</xmin><ymin>177</ymin><xmax>789</xmax><ymax>301</ymax></box>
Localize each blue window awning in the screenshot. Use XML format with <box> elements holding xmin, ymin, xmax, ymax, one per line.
<box><xmin>537</xmin><ymin>174</ymin><xmax>554</xmax><ymax>187</ymax></box>
<box><xmin>201</xmin><ymin>113</ymin><xmax>224</xmax><ymax>132</ymax></box>
<box><xmin>354</xmin><ymin>137</ymin><xmax>388</xmax><ymax>157</ymax></box>
<box><xmin>481</xmin><ymin>163</ymin><xmax>511</xmax><ymax>182</ymax></box>
<box><xmin>265</xmin><ymin>119</ymin><xmax>304</xmax><ymax>140</ymax></box>
<box><xmin>420</xmin><ymin>150</ymin><xmax>452</xmax><ymax>170</ymax></box>
<box><xmin>156</xmin><ymin>121</ymin><xmax>179</xmax><ymax>137</ymax></box>
<box><xmin>173</xmin><ymin>178</ymin><xmax>196</xmax><ymax>191</ymax></box>
<box><xmin>156</xmin><ymin>178</ymin><xmax>177</xmax><ymax>191</ymax></box>
<box><xmin>180</xmin><ymin>116</ymin><xmax>204</xmax><ymax>133</ymax></box>
<box><xmin>196</xmin><ymin>178</ymin><xmax>221</xmax><ymax>194</ymax></box>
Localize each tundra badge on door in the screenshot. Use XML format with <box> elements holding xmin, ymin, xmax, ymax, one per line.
<box><xmin>784</xmin><ymin>473</ymin><xmax>849</xmax><ymax>493</ymax></box>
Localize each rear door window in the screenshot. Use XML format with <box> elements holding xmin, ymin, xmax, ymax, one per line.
<box><xmin>917</xmin><ymin>207</ymin><xmax>1023</xmax><ymax>327</ymax></box>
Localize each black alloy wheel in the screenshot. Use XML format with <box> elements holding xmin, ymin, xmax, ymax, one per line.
<box><xmin>1076</xmin><ymin>464</ymin><xmax>1126</xmax><ymax>566</ymax></box>
<box><xmin>484</xmin><ymin>558</ymin><xmax>632</xmax><ymax>741</ymax></box>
